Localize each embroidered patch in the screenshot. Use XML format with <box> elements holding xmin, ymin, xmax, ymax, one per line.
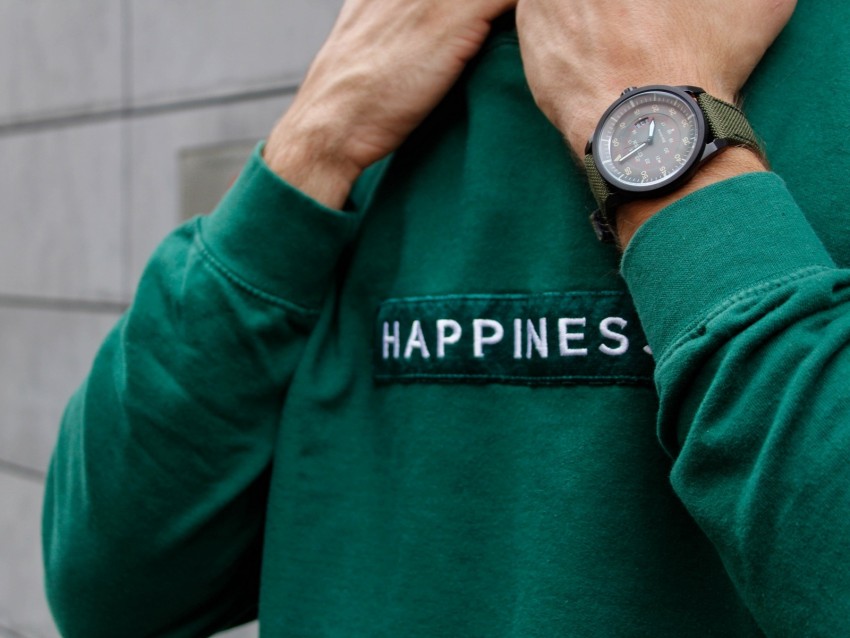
<box><xmin>374</xmin><ymin>292</ymin><xmax>654</xmax><ymax>386</ymax></box>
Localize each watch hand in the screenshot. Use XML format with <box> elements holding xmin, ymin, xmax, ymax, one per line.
<box><xmin>646</xmin><ymin>118</ymin><xmax>656</xmax><ymax>144</ymax></box>
<box><xmin>615</xmin><ymin>142</ymin><xmax>647</xmax><ymax>163</ymax></box>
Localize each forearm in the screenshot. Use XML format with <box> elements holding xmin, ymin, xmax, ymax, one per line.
<box><xmin>619</xmin><ymin>173</ymin><xmax>850</xmax><ymax>631</ymax></box>
<box><xmin>44</xmin><ymin>1</ymin><xmax>522</xmax><ymax>631</ymax></box>
<box><xmin>666</xmin><ymin>279</ymin><xmax>850</xmax><ymax>633</ymax></box>
<box><xmin>264</xmin><ymin>100</ymin><xmax>362</xmax><ymax>210</ymax></box>
<box><xmin>43</xmin><ymin>148</ymin><xmax>359</xmax><ymax>637</ymax></box>
<box><xmin>45</xmin><ymin>234</ymin><xmax>291</xmax><ymax>637</ymax></box>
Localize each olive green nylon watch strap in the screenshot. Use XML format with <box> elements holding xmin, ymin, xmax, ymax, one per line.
<box><xmin>696</xmin><ymin>92</ymin><xmax>760</xmax><ymax>148</ymax></box>
<box><xmin>585</xmin><ymin>90</ymin><xmax>762</xmax><ymax>243</ymax></box>
<box><xmin>584</xmin><ymin>154</ymin><xmax>618</xmax><ymax>242</ymax></box>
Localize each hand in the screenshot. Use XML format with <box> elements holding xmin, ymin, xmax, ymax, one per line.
<box><xmin>265</xmin><ymin>0</ymin><xmax>516</xmax><ymax>208</ymax></box>
<box><xmin>516</xmin><ymin>0</ymin><xmax>797</xmax><ymax>154</ymax></box>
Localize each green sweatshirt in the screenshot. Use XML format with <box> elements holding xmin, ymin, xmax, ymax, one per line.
<box><xmin>43</xmin><ymin>5</ymin><xmax>850</xmax><ymax>637</ymax></box>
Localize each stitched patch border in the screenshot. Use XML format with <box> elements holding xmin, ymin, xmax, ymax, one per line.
<box><xmin>374</xmin><ymin>292</ymin><xmax>654</xmax><ymax>386</ymax></box>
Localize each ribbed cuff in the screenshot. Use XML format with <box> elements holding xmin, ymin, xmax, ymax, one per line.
<box><xmin>199</xmin><ymin>143</ymin><xmax>361</xmax><ymax>312</ymax></box>
<box><xmin>622</xmin><ymin>172</ymin><xmax>835</xmax><ymax>360</ymax></box>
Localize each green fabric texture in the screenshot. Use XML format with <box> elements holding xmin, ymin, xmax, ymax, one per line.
<box><xmin>44</xmin><ymin>3</ymin><xmax>850</xmax><ymax>637</ymax></box>
<box><xmin>622</xmin><ymin>172</ymin><xmax>836</xmax><ymax>362</ymax></box>
<box><xmin>200</xmin><ymin>144</ymin><xmax>362</xmax><ymax>312</ymax></box>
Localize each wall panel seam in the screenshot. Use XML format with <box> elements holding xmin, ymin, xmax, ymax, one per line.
<box><xmin>0</xmin><ymin>622</ymin><xmax>33</xmax><ymax>638</ymax></box>
<box><xmin>0</xmin><ymin>85</ymin><xmax>299</xmax><ymax>139</ymax></box>
<box><xmin>0</xmin><ymin>295</ymin><xmax>128</xmax><ymax>314</ymax></box>
<box><xmin>0</xmin><ymin>460</ymin><xmax>46</xmax><ymax>484</ymax></box>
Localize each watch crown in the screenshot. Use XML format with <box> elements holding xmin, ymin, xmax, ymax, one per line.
<box><xmin>621</xmin><ymin>86</ymin><xmax>638</xmax><ymax>96</ymax></box>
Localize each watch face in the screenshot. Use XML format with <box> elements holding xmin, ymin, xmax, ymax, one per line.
<box><xmin>593</xmin><ymin>86</ymin><xmax>705</xmax><ymax>193</ymax></box>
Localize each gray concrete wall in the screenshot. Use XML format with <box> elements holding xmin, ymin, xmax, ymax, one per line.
<box><xmin>0</xmin><ymin>2</ymin><xmax>341</xmax><ymax>636</ymax></box>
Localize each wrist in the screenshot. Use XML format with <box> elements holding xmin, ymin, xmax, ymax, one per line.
<box><xmin>562</xmin><ymin>82</ymin><xmax>738</xmax><ymax>156</ymax></box>
<box><xmin>264</xmin><ymin>111</ymin><xmax>362</xmax><ymax>210</ymax></box>
<box><xmin>578</xmin><ymin>83</ymin><xmax>762</xmax><ymax>249</ymax></box>
<box><xmin>615</xmin><ymin>147</ymin><xmax>767</xmax><ymax>247</ymax></box>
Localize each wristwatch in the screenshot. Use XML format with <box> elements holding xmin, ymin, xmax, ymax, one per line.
<box><xmin>583</xmin><ymin>85</ymin><xmax>763</xmax><ymax>243</ymax></box>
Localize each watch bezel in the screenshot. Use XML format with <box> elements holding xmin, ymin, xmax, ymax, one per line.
<box><xmin>589</xmin><ymin>85</ymin><xmax>708</xmax><ymax>197</ymax></box>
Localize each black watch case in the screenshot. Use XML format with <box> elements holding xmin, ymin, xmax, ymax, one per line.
<box><xmin>585</xmin><ymin>85</ymin><xmax>731</xmax><ymax>203</ymax></box>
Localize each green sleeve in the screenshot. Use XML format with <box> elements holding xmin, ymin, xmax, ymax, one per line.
<box><xmin>622</xmin><ymin>173</ymin><xmax>850</xmax><ymax>634</ymax></box>
<box><xmin>42</xmin><ymin>144</ymin><xmax>362</xmax><ymax>637</ymax></box>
